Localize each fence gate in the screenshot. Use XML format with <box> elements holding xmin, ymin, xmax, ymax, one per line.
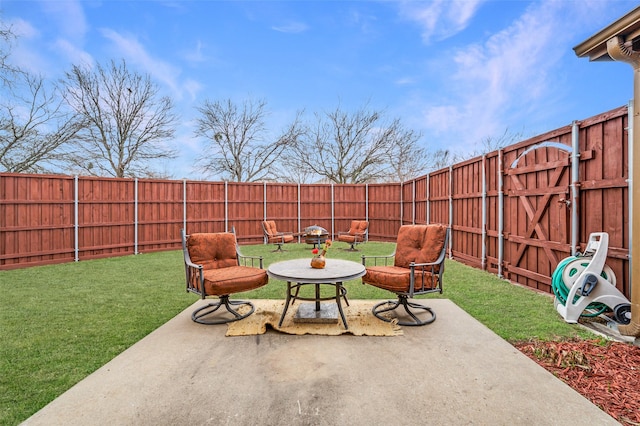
<box><xmin>503</xmin><ymin>143</ymin><xmax>573</xmax><ymax>292</ymax></box>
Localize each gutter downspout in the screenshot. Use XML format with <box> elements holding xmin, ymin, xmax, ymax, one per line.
<box><xmin>607</xmin><ymin>36</ymin><xmax>640</xmax><ymax>337</ymax></box>
<box><xmin>628</xmin><ymin>100</ymin><xmax>634</xmax><ymax>290</ymax></box>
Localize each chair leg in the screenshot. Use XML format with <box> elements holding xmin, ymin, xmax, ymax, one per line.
<box><xmin>272</xmin><ymin>242</ymin><xmax>285</xmax><ymax>252</ymax></box>
<box><xmin>342</xmin><ymin>241</ymin><xmax>359</xmax><ymax>251</ymax></box>
<box><xmin>191</xmin><ymin>296</ymin><xmax>255</xmax><ymax>325</ymax></box>
<box><xmin>372</xmin><ymin>295</ymin><xmax>436</xmax><ymax>326</ymax></box>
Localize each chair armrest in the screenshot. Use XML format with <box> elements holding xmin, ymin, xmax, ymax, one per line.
<box><xmin>408</xmin><ymin>256</ymin><xmax>446</xmax><ymax>295</ymax></box>
<box><xmin>353</xmin><ymin>231</ymin><xmax>366</xmax><ymax>242</ymax></box>
<box><xmin>185</xmin><ymin>258</ymin><xmax>203</xmax><ymax>270</ymax></box>
<box><xmin>183</xmin><ymin>247</ymin><xmax>203</xmax><ymax>271</ymax></box>
<box><xmin>237</xmin><ymin>252</ymin><xmax>264</xmax><ymax>269</ymax></box>
<box><xmin>183</xmin><ymin>258</ymin><xmax>205</xmax><ymax>298</ymax></box>
<box><xmin>409</xmin><ymin>260</ymin><xmax>439</xmax><ymax>268</ymax></box>
<box><xmin>361</xmin><ymin>252</ymin><xmax>395</xmax><ymax>266</ymax></box>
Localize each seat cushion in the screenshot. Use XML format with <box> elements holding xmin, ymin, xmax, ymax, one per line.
<box><xmin>268</xmin><ymin>233</ymin><xmax>294</xmax><ymax>243</ymax></box>
<box><xmin>281</xmin><ymin>234</ymin><xmax>294</xmax><ymax>243</ymax></box>
<box><xmin>362</xmin><ymin>266</ymin><xmax>437</xmax><ymax>293</ymax></box>
<box><xmin>338</xmin><ymin>234</ymin><xmax>356</xmax><ymax>243</ymax></box>
<box><xmin>187</xmin><ymin>233</ymin><xmax>238</xmax><ymax>270</ymax></box>
<box><xmin>202</xmin><ymin>266</ymin><xmax>268</xmax><ymax>295</ymax></box>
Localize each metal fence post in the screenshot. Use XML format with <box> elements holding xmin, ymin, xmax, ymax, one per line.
<box><xmin>224</xmin><ymin>181</ymin><xmax>228</xmax><ymax>232</ymax></box>
<box><xmin>570</xmin><ymin>121</ymin><xmax>580</xmax><ymax>256</ymax></box>
<box><xmin>412</xmin><ymin>180</ymin><xmax>416</xmax><ymax>224</ymax></box>
<box><xmin>482</xmin><ymin>155</ymin><xmax>487</xmax><ymax>270</ymax></box>
<box><xmin>449</xmin><ymin>166</ymin><xmax>453</xmax><ymax>258</ymax></box>
<box><xmin>134</xmin><ymin>178</ymin><xmax>138</xmax><ymax>255</ymax></box>
<box><xmin>426</xmin><ymin>174</ymin><xmax>430</xmax><ymax>224</ymax></box>
<box><xmin>74</xmin><ymin>175</ymin><xmax>79</xmax><ymax>262</ymax></box>
<box><xmin>182</xmin><ymin>179</ymin><xmax>187</xmax><ymax>233</ymax></box>
<box><xmin>498</xmin><ymin>150</ymin><xmax>504</xmax><ymax>278</ymax></box>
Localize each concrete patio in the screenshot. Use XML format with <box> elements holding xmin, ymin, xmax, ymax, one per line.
<box><xmin>22</xmin><ymin>299</ymin><xmax>618</xmax><ymax>425</ymax></box>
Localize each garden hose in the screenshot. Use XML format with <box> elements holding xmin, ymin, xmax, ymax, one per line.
<box><xmin>551</xmin><ymin>256</ymin><xmax>609</xmax><ymax>317</ymax></box>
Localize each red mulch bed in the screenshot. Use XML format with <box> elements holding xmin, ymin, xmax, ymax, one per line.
<box><xmin>514</xmin><ymin>339</ymin><xmax>640</xmax><ymax>425</ymax></box>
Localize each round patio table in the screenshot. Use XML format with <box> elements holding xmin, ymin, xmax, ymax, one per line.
<box><xmin>267</xmin><ymin>258</ymin><xmax>366</xmax><ymax>329</ymax></box>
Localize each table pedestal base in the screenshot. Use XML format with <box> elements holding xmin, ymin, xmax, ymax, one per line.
<box><xmin>294</xmin><ymin>303</ymin><xmax>339</xmax><ymax>323</ymax></box>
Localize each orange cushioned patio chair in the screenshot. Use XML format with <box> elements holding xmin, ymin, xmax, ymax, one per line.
<box><xmin>181</xmin><ymin>229</ymin><xmax>268</xmax><ymax>324</ymax></box>
<box><xmin>361</xmin><ymin>224</ymin><xmax>449</xmax><ymax>326</ymax></box>
<box><xmin>262</xmin><ymin>220</ymin><xmax>296</xmax><ymax>252</ymax></box>
<box><xmin>337</xmin><ymin>220</ymin><xmax>369</xmax><ymax>251</ymax></box>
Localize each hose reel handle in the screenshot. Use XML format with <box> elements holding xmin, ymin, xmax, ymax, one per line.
<box><xmin>580</xmin><ymin>274</ymin><xmax>598</xmax><ymax>296</ymax></box>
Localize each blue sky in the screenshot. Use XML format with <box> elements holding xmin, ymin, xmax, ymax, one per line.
<box><xmin>1</xmin><ymin>0</ymin><xmax>638</xmax><ymax>179</ymax></box>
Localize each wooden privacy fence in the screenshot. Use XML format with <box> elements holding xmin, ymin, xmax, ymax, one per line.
<box><xmin>401</xmin><ymin>105</ymin><xmax>630</xmax><ymax>298</ymax></box>
<box><xmin>0</xmin><ymin>105</ymin><xmax>631</xmax><ymax>300</ymax></box>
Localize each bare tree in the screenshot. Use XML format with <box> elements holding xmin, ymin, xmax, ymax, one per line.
<box><xmin>424</xmin><ymin>148</ymin><xmax>454</xmax><ymax>172</ymax></box>
<box><xmin>387</xmin><ymin>128</ymin><xmax>427</xmax><ymax>182</ymax></box>
<box><xmin>455</xmin><ymin>127</ymin><xmax>525</xmax><ymax>162</ymax></box>
<box><xmin>61</xmin><ymin>59</ymin><xmax>178</xmax><ymax>177</ymax></box>
<box><xmin>194</xmin><ymin>98</ymin><xmax>304</xmax><ymax>182</ymax></box>
<box><xmin>0</xmin><ymin>20</ymin><xmax>20</xmax><ymax>87</ymax></box>
<box><xmin>287</xmin><ymin>103</ymin><xmax>425</xmax><ymax>183</ymax></box>
<box><xmin>1</xmin><ymin>72</ymin><xmax>82</xmax><ymax>173</ymax></box>
<box><xmin>477</xmin><ymin>127</ymin><xmax>524</xmax><ymax>154</ymax></box>
<box><xmin>0</xmin><ymin>19</ymin><xmax>81</xmax><ymax>173</ymax></box>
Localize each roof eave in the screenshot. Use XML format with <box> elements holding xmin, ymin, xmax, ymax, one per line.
<box><xmin>573</xmin><ymin>6</ymin><xmax>640</xmax><ymax>61</ymax></box>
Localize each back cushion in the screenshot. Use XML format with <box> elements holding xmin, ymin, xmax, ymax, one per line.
<box><xmin>349</xmin><ymin>220</ymin><xmax>368</xmax><ymax>235</ymax></box>
<box><xmin>422</xmin><ymin>224</ymin><xmax>447</xmax><ymax>263</ymax></box>
<box><xmin>264</xmin><ymin>220</ymin><xmax>277</xmax><ymax>235</ymax></box>
<box><xmin>348</xmin><ymin>220</ymin><xmax>360</xmax><ymax>234</ymax></box>
<box><xmin>187</xmin><ymin>233</ymin><xmax>238</xmax><ymax>270</ymax></box>
<box><xmin>394</xmin><ymin>224</ymin><xmax>446</xmax><ymax>268</ymax></box>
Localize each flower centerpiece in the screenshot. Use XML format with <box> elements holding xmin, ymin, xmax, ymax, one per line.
<box><xmin>310</xmin><ymin>239</ymin><xmax>332</xmax><ymax>269</ymax></box>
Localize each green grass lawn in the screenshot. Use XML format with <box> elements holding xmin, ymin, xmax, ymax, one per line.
<box><xmin>0</xmin><ymin>240</ymin><xmax>595</xmax><ymax>425</ymax></box>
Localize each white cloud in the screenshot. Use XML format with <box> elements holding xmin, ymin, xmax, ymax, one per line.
<box><xmin>3</xmin><ymin>18</ymin><xmax>49</xmax><ymax>74</ymax></box>
<box><xmin>184</xmin><ymin>40</ymin><xmax>206</xmax><ymax>65</ymax></box>
<box><xmin>52</xmin><ymin>38</ymin><xmax>94</xmax><ymax>68</ymax></box>
<box><xmin>394</xmin><ymin>77</ymin><xmax>415</xmax><ymax>86</ymax></box>
<box><xmin>416</xmin><ymin>1</ymin><xmax>587</xmax><ymax>151</ymax></box>
<box><xmin>40</xmin><ymin>0</ymin><xmax>88</xmax><ymax>43</ymax></box>
<box><xmin>271</xmin><ymin>21</ymin><xmax>309</xmax><ymax>34</ymax></box>
<box><xmin>7</xmin><ymin>17</ymin><xmax>38</xmax><ymax>39</ymax></box>
<box><xmin>183</xmin><ymin>79</ymin><xmax>203</xmax><ymax>102</ymax></box>
<box><xmin>398</xmin><ymin>0</ymin><xmax>485</xmax><ymax>43</ymax></box>
<box><xmin>100</xmin><ymin>28</ymin><xmax>185</xmax><ymax>99</ymax></box>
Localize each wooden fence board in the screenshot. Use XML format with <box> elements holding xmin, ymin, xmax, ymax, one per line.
<box><xmin>186</xmin><ymin>181</ymin><xmax>226</xmax><ymax>234</ymax></box>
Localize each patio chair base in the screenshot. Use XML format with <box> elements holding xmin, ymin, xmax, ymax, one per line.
<box><xmin>372</xmin><ymin>295</ymin><xmax>436</xmax><ymax>326</ymax></box>
<box><xmin>192</xmin><ymin>296</ymin><xmax>255</xmax><ymax>325</ymax></box>
<box><xmin>272</xmin><ymin>243</ymin><xmax>286</xmax><ymax>253</ymax></box>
